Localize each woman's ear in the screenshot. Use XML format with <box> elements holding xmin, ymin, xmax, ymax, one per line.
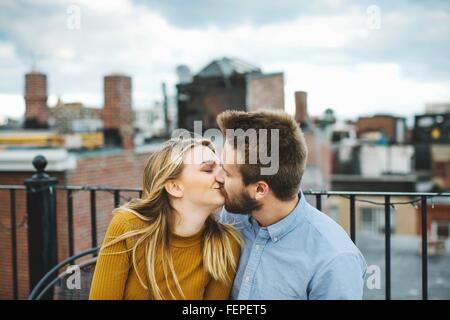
<box><xmin>164</xmin><ymin>180</ymin><xmax>184</xmax><ymax>198</ymax></box>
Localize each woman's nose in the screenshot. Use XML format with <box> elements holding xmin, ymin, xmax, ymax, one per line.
<box><xmin>215</xmin><ymin>168</ymin><xmax>225</xmax><ymax>184</ymax></box>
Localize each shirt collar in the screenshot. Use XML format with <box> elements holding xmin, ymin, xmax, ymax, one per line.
<box><xmin>248</xmin><ymin>191</ymin><xmax>307</xmax><ymax>242</ymax></box>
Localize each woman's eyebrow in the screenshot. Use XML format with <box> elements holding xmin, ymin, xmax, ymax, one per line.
<box><xmin>201</xmin><ymin>160</ymin><xmax>216</xmax><ymax>166</ymax></box>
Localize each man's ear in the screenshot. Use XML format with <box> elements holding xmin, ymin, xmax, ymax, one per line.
<box><xmin>254</xmin><ymin>181</ymin><xmax>269</xmax><ymax>200</ymax></box>
<box><xmin>164</xmin><ymin>180</ymin><xmax>184</xmax><ymax>198</ymax></box>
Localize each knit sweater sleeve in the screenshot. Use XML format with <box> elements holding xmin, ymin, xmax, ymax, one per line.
<box><xmin>89</xmin><ymin>212</ymin><xmax>131</xmax><ymax>300</ymax></box>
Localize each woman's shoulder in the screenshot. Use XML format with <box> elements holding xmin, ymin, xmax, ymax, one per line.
<box><xmin>110</xmin><ymin>208</ymin><xmax>150</xmax><ymax>230</ymax></box>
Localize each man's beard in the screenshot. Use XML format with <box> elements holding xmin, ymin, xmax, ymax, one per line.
<box><xmin>221</xmin><ymin>187</ymin><xmax>262</xmax><ymax>215</ymax></box>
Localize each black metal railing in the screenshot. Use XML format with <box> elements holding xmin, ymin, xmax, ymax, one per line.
<box><xmin>28</xmin><ymin>246</ymin><xmax>100</xmax><ymax>300</ymax></box>
<box><xmin>1</xmin><ymin>155</ymin><xmax>449</xmax><ymax>300</ymax></box>
<box><xmin>61</xmin><ymin>185</ymin><xmax>141</xmax><ymax>256</ymax></box>
<box><xmin>0</xmin><ymin>185</ymin><xmax>25</xmax><ymax>300</ymax></box>
<box><xmin>306</xmin><ymin>190</ymin><xmax>450</xmax><ymax>300</ymax></box>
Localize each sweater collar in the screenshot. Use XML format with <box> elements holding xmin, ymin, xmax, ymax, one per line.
<box><xmin>171</xmin><ymin>224</ymin><xmax>205</xmax><ymax>248</ymax></box>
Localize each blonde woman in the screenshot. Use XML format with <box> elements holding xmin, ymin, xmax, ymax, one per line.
<box><xmin>89</xmin><ymin>138</ymin><xmax>242</xmax><ymax>300</ymax></box>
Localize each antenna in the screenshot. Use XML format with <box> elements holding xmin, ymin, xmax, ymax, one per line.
<box><xmin>162</xmin><ymin>82</ymin><xmax>170</xmax><ymax>136</ymax></box>
<box><xmin>176</xmin><ymin>65</ymin><xmax>192</xmax><ymax>84</ymax></box>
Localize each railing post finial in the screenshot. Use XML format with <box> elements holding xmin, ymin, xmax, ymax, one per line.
<box><xmin>32</xmin><ymin>155</ymin><xmax>49</xmax><ymax>179</ymax></box>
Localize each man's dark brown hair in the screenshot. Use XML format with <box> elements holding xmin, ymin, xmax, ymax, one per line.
<box><xmin>217</xmin><ymin>109</ymin><xmax>308</xmax><ymax>201</ymax></box>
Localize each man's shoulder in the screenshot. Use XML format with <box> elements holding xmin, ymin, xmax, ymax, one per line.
<box><xmin>300</xmin><ymin>204</ymin><xmax>367</xmax><ymax>279</ymax></box>
<box><xmin>303</xmin><ymin>203</ymin><xmax>362</xmax><ymax>257</ymax></box>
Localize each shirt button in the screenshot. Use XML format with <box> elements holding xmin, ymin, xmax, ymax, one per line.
<box><xmin>246</xmin><ymin>276</ymin><xmax>250</xmax><ymax>282</ymax></box>
<box><xmin>255</xmin><ymin>244</ymin><xmax>260</xmax><ymax>250</ymax></box>
<box><xmin>273</xmin><ymin>237</ymin><xmax>278</xmax><ymax>242</ymax></box>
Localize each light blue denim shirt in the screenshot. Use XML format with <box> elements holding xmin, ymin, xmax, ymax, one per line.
<box><xmin>220</xmin><ymin>192</ymin><xmax>367</xmax><ymax>300</ymax></box>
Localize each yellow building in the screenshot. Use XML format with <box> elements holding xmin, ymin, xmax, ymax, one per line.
<box><xmin>325</xmin><ymin>195</ymin><xmax>418</xmax><ymax>236</ymax></box>
<box><xmin>327</xmin><ymin>172</ymin><xmax>419</xmax><ymax>237</ymax></box>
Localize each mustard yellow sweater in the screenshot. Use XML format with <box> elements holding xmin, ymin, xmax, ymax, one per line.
<box><xmin>89</xmin><ymin>210</ymin><xmax>240</xmax><ymax>300</ymax></box>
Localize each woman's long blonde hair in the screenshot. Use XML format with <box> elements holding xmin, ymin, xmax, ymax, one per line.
<box><xmin>100</xmin><ymin>137</ymin><xmax>242</xmax><ymax>299</ymax></box>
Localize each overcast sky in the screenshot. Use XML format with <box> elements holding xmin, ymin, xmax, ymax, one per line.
<box><xmin>1</xmin><ymin>0</ymin><xmax>449</xmax><ymax>122</ymax></box>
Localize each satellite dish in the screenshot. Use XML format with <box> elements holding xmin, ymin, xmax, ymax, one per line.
<box><xmin>176</xmin><ymin>65</ymin><xmax>192</xmax><ymax>84</ymax></box>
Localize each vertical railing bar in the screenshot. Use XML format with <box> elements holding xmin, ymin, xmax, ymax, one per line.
<box><xmin>114</xmin><ymin>190</ymin><xmax>120</xmax><ymax>208</ymax></box>
<box><xmin>67</xmin><ymin>190</ymin><xmax>74</xmax><ymax>257</ymax></box>
<box><xmin>10</xmin><ymin>189</ymin><xmax>18</xmax><ymax>300</ymax></box>
<box><xmin>384</xmin><ymin>195</ymin><xmax>391</xmax><ymax>300</ymax></box>
<box><xmin>421</xmin><ymin>196</ymin><xmax>428</xmax><ymax>300</ymax></box>
<box><xmin>349</xmin><ymin>195</ymin><xmax>356</xmax><ymax>243</ymax></box>
<box><xmin>316</xmin><ymin>194</ymin><xmax>322</xmax><ymax>211</ymax></box>
<box><xmin>139</xmin><ymin>190</ymin><xmax>143</xmax><ymax>199</ymax></box>
<box><xmin>90</xmin><ymin>190</ymin><xmax>97</xmax><ymax>255</ymax></box>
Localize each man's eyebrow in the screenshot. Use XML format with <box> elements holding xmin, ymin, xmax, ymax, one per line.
<box><xmin>221</xmin><ymin>164</ymin><xmax>231</xmax><ymax>174</ymax></box>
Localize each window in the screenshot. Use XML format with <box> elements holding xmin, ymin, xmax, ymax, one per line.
<box><xmin>433</xmin><ymin>221</ymin><xmax>450</xmax><ymax>240</ymax></box>
<box><xmin>329</xmin><ymin>206</ymin><xmax>340</xmax><ymax>223</ymax></box>
<box><xmin>437</xmin><ymin>224</ymin><xmax>449</xmax><ymax>239</ymax></box>
<box><xmin>360</xmin><ymin>207</ymin><xmax>396</xmax><ymax>234</ymax></box>
<box><xmin>418</xmin><ymin>116</ymin><xmax>434</xmax><ymax>127</ymax></box>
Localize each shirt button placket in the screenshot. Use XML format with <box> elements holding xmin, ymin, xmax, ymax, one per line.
<box><xmin>239</xmin><ymin>231</ymin><xmax>266</xmax><ymax>299</ymax></box>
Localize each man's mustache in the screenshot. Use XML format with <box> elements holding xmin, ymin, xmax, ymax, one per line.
<box><xmin>217</xmin><ymin>184</ymin><xmax>226</xmax><ymax>196</ymax></box>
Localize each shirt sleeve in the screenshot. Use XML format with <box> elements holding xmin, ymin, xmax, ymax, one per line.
<box><xmin>308</xmin><ymin>252</ymin><xmax>367</xmax><ymax>300</ymax></box>
<box><xmin>204</xmin><ymin>236</ymin><xmax>241</xmax><ymax>300</ymax></box>
<box><xmin>89</xmin><ymin>213</ymin><xmax>131</xmax><ymax>300</ymax></box>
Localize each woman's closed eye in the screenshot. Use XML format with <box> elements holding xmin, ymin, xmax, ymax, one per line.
<box><xmin>201</xmin><ymin>161</ymin><xmax>217</xmax><ymax>173</ymax></box>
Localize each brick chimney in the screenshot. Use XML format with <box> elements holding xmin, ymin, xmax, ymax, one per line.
<box><xmin>24</xmin><ymin>71</ymin><xmax>49</xmax><ymax>128</ymax></box>
<box><xmin>103</xmin><ymin>74</ymin><xmax>134</xmax><ymax>149</ymax></box>
<box><xmin>294</xmin><ymin>91</ymin><xmax>308</xmax><ymax>125</ymax></box>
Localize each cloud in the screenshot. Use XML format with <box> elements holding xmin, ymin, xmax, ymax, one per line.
<box><xmin>133</xmin><ymin>0</ymin><xmax>450</xmax><ymax>29</ymax></box>
<box><xmin>0</xmin><ymin>0</ymin><xmax>449</xmax><ymax>121</ymax></box>
<box><xmin>132</xmin><ymin>0</ymin><xmax>351</xmax><ymax>29</ymax></box>
<box><xmin>281</xmin><ymin>62</ymin><xmax>450</xmax><ymax>119</ymax></box>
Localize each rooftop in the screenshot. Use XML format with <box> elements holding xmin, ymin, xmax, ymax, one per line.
<box><xmin>196</xmin><ymin>57</ymin><xmax>261</xmax><ymax>78</ymax></box>
<box><xmin>0</xmin><ymin>140</ymin><xmax>165</xmax><ymax>171</ymax></box>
